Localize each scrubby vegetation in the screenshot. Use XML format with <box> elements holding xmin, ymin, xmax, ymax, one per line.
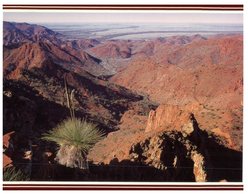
<box><xmin>3</xmin><ymin>167</ymin><xmax>29</xmax><ymax>181</ymax></box>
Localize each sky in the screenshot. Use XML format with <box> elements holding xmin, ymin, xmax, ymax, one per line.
<box><xmin>3</xmin><ymin>12</ymin><xmax>243</xmax><ymax>24</ymax></box>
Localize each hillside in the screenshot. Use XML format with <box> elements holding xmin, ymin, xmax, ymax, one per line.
<box><xmin>111</xmin><ymin>35</ymin><xmax>243</xmax><ymax>105</ymax></box>
<box><xmin>3</xmin><ymin>21</ymin><xmax>108</xmax><ymax>76</ymax></box>
<box><xmin>3</xmin><ymin>21</ymin><xmax>61</xmax><ymax>46</ymax></box>
<box><xmin>3</xmin><ymin>21</ymin><xmax>243</xmax><ymax>182</ymax></box>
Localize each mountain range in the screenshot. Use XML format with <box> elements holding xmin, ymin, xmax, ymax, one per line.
<box><xmin>3</xmin><ymin>21</ymin><xmax>243</xmax><ymax>182</ymax></box>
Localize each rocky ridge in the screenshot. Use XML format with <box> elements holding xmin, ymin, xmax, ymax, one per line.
<box><xmin>88</xmin><ymin>105</ymin><xmax>242</xmax><ymax>182</ymax></box>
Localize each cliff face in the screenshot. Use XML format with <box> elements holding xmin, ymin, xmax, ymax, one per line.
<box><xmin>129</xmin><ymin>131</ymin><xmax>207</xmax><ymax>182</ymax></box>
<box><xmin>130</xmin><ymin>111</ymin><xmax>209</xmax><ymax>182</ymax></box>
<box><xmin>145</xmin><ymin>104</ymin><xmax>200</xmax><ymax>133</ymax></box>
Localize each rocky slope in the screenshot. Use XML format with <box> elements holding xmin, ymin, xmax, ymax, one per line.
<box><xmin>110</xmin><ymin>35</ymin><xmax>243</xmax><ymax>152</ymax></box>
<box><xmin>88</xmin><ymin>105</ymin><xmax>242</xmax><ymax>182</ymax></box>
<box><xmin>3</xmin><ymin>59</ymin><xmax>153</xmax><ymax>134</ymax></box>
<box><xmin>111</xmin><ymin>35</ymin><xmax>243</xmax><ymax>106</ymax></box>
<box><xmin>3</xmin><ymin>56</ymin><xmax>155</xmax><ymax>177</ymax></box>
<box><xmin>3</xmin><ymin>22</ymin><xmax>157</xmax><ymax>176</ymax></box>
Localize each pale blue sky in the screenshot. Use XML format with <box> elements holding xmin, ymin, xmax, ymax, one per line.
<box><xmin>3</xmin><ymin>12</ymin><xmax>243</xmax><ymax>24</ymax></box>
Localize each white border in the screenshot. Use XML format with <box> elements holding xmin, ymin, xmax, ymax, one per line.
<box><xmin>0</xmin><ymin>0</ymin><xmax>247</xmax><ymax>194</ymax></box>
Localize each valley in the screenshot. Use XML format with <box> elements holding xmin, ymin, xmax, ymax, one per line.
<box><xmin>3</xmin><ymin>21</ymin><xmax>243</xmax><ymax>182</ymax></box>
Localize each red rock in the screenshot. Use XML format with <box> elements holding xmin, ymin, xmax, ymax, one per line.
<box><xmin>145</xmin><ymin>104</ymin><xmax>200</xmax><ymax>134</ymax></box>
<box><xmin>3</xmin><ymin>131</ymin><xmax>15</xmax><ymax>168</ymax></box>
<box><xmin>111</xmin><ymin>35</ymin><xmax>243</xmax><ymax>109</ymax></box>
<box><xmin>3</xmin><ymin>154</ymin><xmax>13</xmax><ymax>168</ymax></box>
<box><xmin>3</xmin><ymin>131</ymin><xmax>15</xmax><ymax>150</ymax></box>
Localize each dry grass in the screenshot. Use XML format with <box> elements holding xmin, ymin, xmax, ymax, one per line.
<box><xmin>3</xmin><ymin>167</ymin><xmax>29</xmax><ymax>181</ymax></box>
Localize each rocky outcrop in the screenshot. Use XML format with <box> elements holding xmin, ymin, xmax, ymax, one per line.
<box><xmin>89</xmin><ymin>106</ymin><xmax>242</xmax><ymax>182</ymax></box>
<box><xmin>144</xmin><ymin>103</ymin><xmax>238</xmax><ymax>149</ymax></box>
<box><xmin>129</xmin><ymin>131</ymin><xmax>207</xmax><ymax>181</ymax></box>
<box><xmin>145</xmin><ymin>104</ymin><xmax>201</xmax><ymax>134</ymax></box>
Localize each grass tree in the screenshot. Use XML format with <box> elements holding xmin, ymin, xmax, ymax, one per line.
<box><xmin>42</xmin><ymin>118</ymin><xmax>103</xmax><ymax>169</ymax></box>
<box><xmin>42</xmin><ymin>76</ymin><xmax>104</xmax><ymax>169</ymax></box>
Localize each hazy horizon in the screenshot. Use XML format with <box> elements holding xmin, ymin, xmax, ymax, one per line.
<box><xmin>3</xmin><ymin>12</ymin><xmax>243</xmax><ymax>24</ymax></box>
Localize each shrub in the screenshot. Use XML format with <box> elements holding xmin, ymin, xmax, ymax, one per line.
<box><xmin>42</xmin><ymin>118</ymin><xmax>104</xmax><ymax>169</ymax></box>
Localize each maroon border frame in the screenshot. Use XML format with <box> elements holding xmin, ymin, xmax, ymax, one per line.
<box><xmin>2</xmin><ymin>4</ymin><xmax>243</xmax><ymax>10</ymax></box>
<box><xmin>3</xmin><ymin>184</ymin><xmax>244</xmax><ymax>190</ymax></box>
<box><xmin>2</xmin><ymin>3</ymin><xmax>244</xmax><ymax>191</ymax></box>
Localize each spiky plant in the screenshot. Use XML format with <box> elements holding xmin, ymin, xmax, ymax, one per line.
<box><xmin>42</xmin><ymin>118</ymin><xmax>104</xmax><ymax>169</ymax></box>
<box><xmin>3</xmin><ymin>167</ymin><xmax>30</xmax><ymax>181</ymax></box>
